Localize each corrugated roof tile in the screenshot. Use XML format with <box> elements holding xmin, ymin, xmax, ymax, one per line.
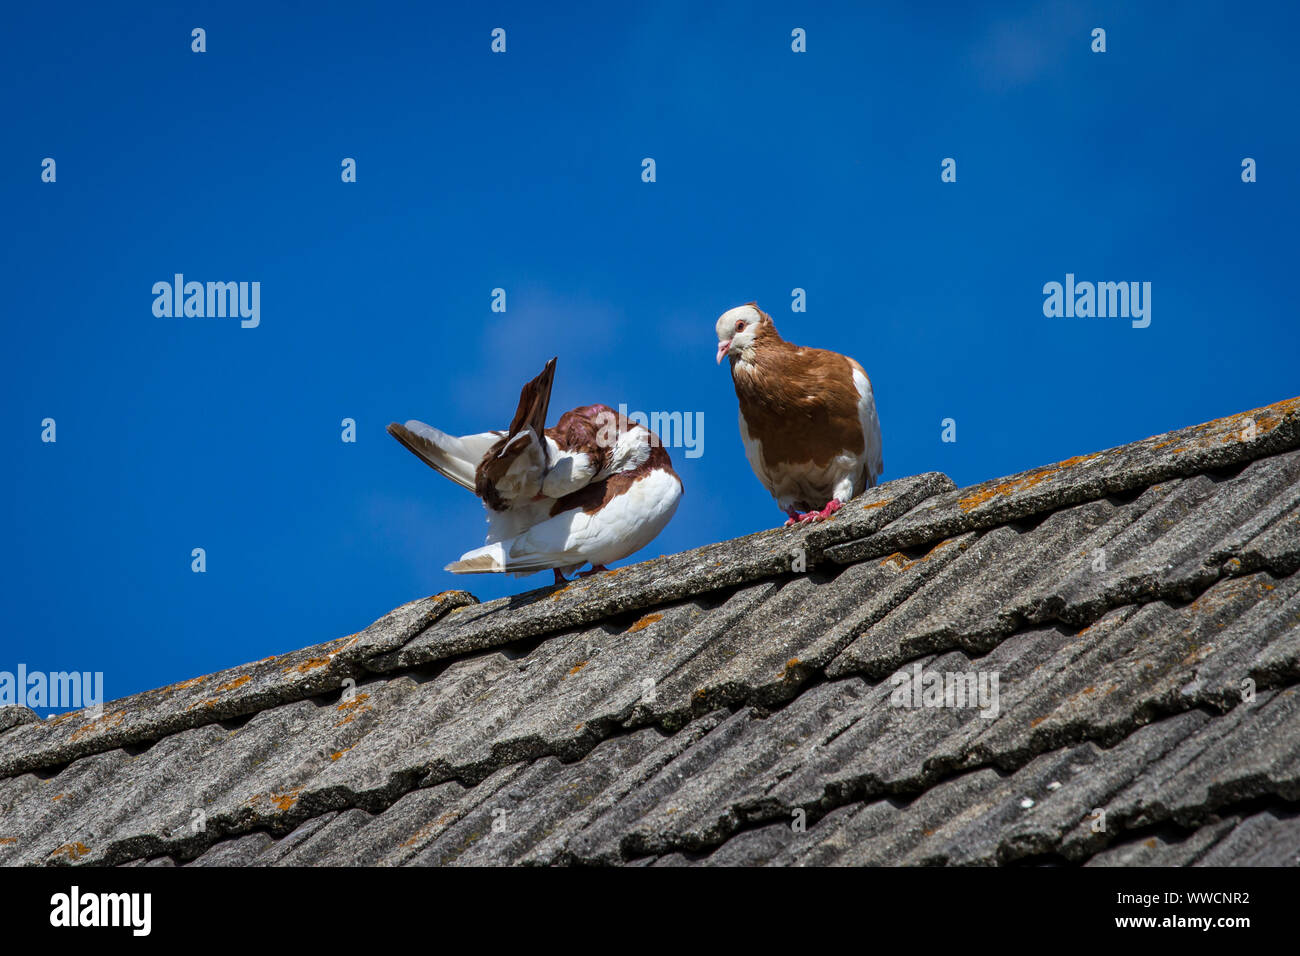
<box><xmin>2</xmin><ymin>397</ymin><xmax>1298</xmax><ymax>867</ymax></box>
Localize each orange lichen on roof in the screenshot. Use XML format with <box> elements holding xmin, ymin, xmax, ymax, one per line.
<box><xmin>244</xmin><ymin>787</ymin><xmax>305</xmax><ymax>812</ymax></box>
<box><xmin>550</xmin><ymin>583</ymin><xmax>573</xmax><ymax>601</ymax></box>
<box><xmin>281</xmin><ymin>634</ymin><xmax>360</xmax><ymax>676</ymax></box>
<box><xmin>50</xmin><ymin>842</ymin><xmax>89</xmax><ymax>861</ymax></box>
<box><xmin>1187</xmin><ymin>576</ymin><xmax>1261</xmax><ymax>616</ymax></box>
<box><xmin>958</xmin><ymin>454</ymin><xmax>1104</xmax><ymax>513</ymax></box>
<box><xmin>626</xmin><ymin>613</ymin><xmax>663</xmax><ymax>633</ymax></box>
<box><xmin>188</xmin><ymin>674</ymin><xmax>253</xmax><ymax>710</ymax></box>
<box><xmin>51</xmin><ymin>793</ymin><xmax>68</xmax><ymax>802</ymax></box>
<box><xmin>879</xmin><ymin>552</ymin><xmax>911</xmax><ymax>572</ymax></box>
<box><xmin>270</xmin><ymin>788</ymin><xmax>303</xmax><ymax>812</ymax></box>
<box><xmin>334</xmin><ymin>693</ymin><xmax>372</xmax><ymax>727</ymax></box>
<box><xmin>775</xmin><ymin>658</ymin><xmax>800</xmax><ymax>681</ymax></box>
<box><xmin>858</xmin><ymin>499</ymin><xmax>891</xmax><ymax>511</ymax></box>
<box><xmin>171</xmin><ymin>675</ymin><xmax>209</xmax><ymax>692</ymax></box>
<box><xmin>565</xmin><ymin>661</ymin><xmax>589</xmax><ymax>678</ymax></box>
<box><xmin>288</xmin><ymin>656</ymin><xmax>331</xmax><ymax>674</ymax></box>
<box><xmin>0</xmin><ymin>837</ymin><xmax>16</xmax><ymax>845</ymax></box>
<box><xmin>401</xmin><ymin>811</ymin><xmax>459</xmax><ymax>848</ymax></box>
<box><xmin>69</xmin><ymin>710</ymin><xmax>125</xmax><ymax>742</ymax></box>
<box><xmin>330</xmin><ymin>744</ymin><xmax>356</xmax><ymax>761</ymax></box>
<box><xmin>879</xmin><ymin>536</ymin><xmax>959</xmax><ymax>573</ymax></box>
<box><xmin>1168</xmin><ymin>397</ymin><xmax>1299</xmax><ymax>454</ymax></box>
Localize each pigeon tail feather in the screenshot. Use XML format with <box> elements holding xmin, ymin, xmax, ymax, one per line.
<box><xmin>387</xmin><ymin>421</ymin><xmax>495</xmax><ymax>492</ymax></box>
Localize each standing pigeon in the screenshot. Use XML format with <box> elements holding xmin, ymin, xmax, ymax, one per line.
<box><xmin>388</xmin><ymin>358</ymin><xmax>683</xmax><ymax>583</ymax></box>
<box><xmin>715</xmin><ymin>303</ymin><xmax>883</xmax><ymax>526</ymax></box>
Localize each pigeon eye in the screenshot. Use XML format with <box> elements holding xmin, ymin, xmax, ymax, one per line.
<box><xmin>735</xmin><ymin>320</ymin><xmax>746</xmax><ymax>332</ymax></box>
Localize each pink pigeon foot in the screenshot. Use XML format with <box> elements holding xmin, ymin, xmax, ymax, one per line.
<box><xmin>783</xmin><ymin>508</ymin><xmax>802</xmax><ymax>527</ymax></box>
<box><xmin>578</xmin><ymin>564</ymin><xmax>609</xmax><ymax>577</ymax></box>
<box><xmin>795</xmin><ymin>499</ymin><xmax>845</xmax><ymax>523</ymax></box>
<box><xmin>814</xmin><ymin>499</ymin><xmax>844</xmax><ymax>520</ymax></box>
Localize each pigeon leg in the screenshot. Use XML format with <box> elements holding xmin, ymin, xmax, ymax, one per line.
<box><xmin>783</xmin><ymin>507</ymin><xmax>802</xmax><ymax>527</ymax></box>
<box><xmin>553</xmin><ymin>568</ymin><xmax>569</xmax><ymax>586</ymax></box>
<box><xmin>577</xmin><ymin>564</ymin><xmax>609</xmax><ymax>577</ymax></box>
<box><xmin>796</xmin><ymin>499</ymin><xmax>844</xmax><ymax>523</ymax></box>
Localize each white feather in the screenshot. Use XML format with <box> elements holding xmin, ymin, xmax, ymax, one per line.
<box><xmin>851</xmin><ymin>366</ymin><xmax>884</xmax><ymax>489</ymax></box>
<box><xmin>539</xmin><ymin>439</ymin><xmax>597</xmax><ymax>498</ymax></box>
<box><xmin>449</xmin><ymin>468</ymin><xmax>682</xmax><ymax>574</ymax></box>
<box><xmin>399</xmin><ymin>421</ymin><xmax>501</xmax><ymax>491</ymax></box>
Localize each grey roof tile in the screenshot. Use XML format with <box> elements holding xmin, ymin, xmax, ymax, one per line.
<box><xmin>698</xmin><ymin>710</ymin><xmax>1205</xmax><ymax>866</ymax></box>
<box><xmin>187</xmin><ymin>831</ymin><xmax>275</xmax><ymax>867</ymax></box>
<box><xmin>1083</xmin><ymin>817</ymin><xmax>1241</xmax><ymax>867</ymax></box>
<box><xmin>0</xmin><ymin>707</ymin><xmax>40</xmax><ymax>736</ymax></box>
<box><xmin>825</xmin><ymin>500</ymin><xmax>1132</xmax><ymax>677</ymax></box>
<box><xmin>871</xmin><ymin>396</ymin><xmax>1300</xmax><ymax>551</ymax></box>
<box><xmin>0</xmin><ymin>590</ymin><xmax>476</xmax><ymax>779</ymax></box>
<box><xmin>4</xmin><ymin>397</ymin><xmax>1299</xmax><ymax>867</ymax></box>
<box><xmin>1194</xmin><ymin>809</ymin><xmax>1300</xmax><ymax>866</ymax></box>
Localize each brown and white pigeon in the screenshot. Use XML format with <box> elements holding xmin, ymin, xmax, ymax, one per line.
<box><xmin>715</xmin><ymin>303</ymin><xmax>883</xmax><ymax>526</ymax></box>
<box><xmin>388</xmin><ymin>358</ymin><xmax>683</xmax><ymax>584</ymax></box>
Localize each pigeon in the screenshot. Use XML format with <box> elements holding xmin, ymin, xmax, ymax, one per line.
<box><xmin>387</xmin><ymin>358</ymin><xmax>683</xmax><ymax>584</ymax></box>
<box><xmin>715</xmin><ymin>303</ymin><xmax>883</xmax><ymax>526</ymax></box>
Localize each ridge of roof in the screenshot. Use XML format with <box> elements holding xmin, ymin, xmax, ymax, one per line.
<box><xmin>2</xmin><ymin>396</ymin><xmax>1296</xmax><ymax>775</ymax></box>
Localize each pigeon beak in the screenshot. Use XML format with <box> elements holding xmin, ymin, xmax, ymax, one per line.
<box><xmin>716</xmin><ymin>340</ymin><xmax>731</xmax><ymax>364</ymax></box>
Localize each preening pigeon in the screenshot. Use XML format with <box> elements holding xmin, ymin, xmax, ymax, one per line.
<box><xmin>715</xmin><ymin>303</ymin><xmax>883</xmax><ymax>526</ymax></box>
<box><xmin>387</xmin><ymin>359</ymin><xmax>683</xmax><ymax>584</ymax></box>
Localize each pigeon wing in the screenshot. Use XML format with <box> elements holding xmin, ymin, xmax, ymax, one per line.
<box><xmin>474</xmin><ymin>357</ymin><xmax>558</xmax><ymax>509</ymax></box>
<box><xmin>387</xmin><ymin>421</ymin><xmax>502</xmax><ymax>492</ymax></box>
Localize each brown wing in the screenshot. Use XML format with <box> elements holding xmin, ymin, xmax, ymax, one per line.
<box><xmin>475</xmin><ymin>358</ymin><xmax>558</xmax><ymax>508</ymax></box>
<box><xmin>733</xmin><ymin>344</ymin><xmax>865</xmax><ymax>471</ymax></box>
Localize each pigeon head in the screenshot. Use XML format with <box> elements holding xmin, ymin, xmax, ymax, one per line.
<box><xmin>715</xmin><ymin>302</ymin><xmax>772</xmax><ymax>365</ymax></box>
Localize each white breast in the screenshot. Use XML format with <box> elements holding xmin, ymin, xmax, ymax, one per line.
<box><xmin>564</xmin><ymin>468</ymin><xmax>683</xmax><ymax>567</ymax></box>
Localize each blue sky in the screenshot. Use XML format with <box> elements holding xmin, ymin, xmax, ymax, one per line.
<box><xmin>2</xmin><ymin>1</ymin><xmax>1296</xmax><ymax>712</ymax></box>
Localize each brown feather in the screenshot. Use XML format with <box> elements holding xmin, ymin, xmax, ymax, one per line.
<box><xmin>729</xmin><ymin>307</ymin><xmax>866</xmax><ymax>471</ymax></box>
<box><xmin>546</xmin><ymin>403</ymin><xmax>615</xmax><ymax>473</ymax></box>
<box><xmin>550</xmin><ymin>444</ymin><xmax>681</xmax><ymax>517</ymax></box>
<box><xmin>475</xmin><ymin>358</ymin><xmax>557</xmax><ymax>510</ymax></box>
<box><xmin>386</xmin><ymin>422</ymin><xmax>443</xmax><ymax>473</ymax></box>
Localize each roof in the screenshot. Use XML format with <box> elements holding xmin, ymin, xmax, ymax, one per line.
<box><xmin>3</xmin><ymin>396</ymin><xmax>1299</xmax><ymax>867</ymax></box>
